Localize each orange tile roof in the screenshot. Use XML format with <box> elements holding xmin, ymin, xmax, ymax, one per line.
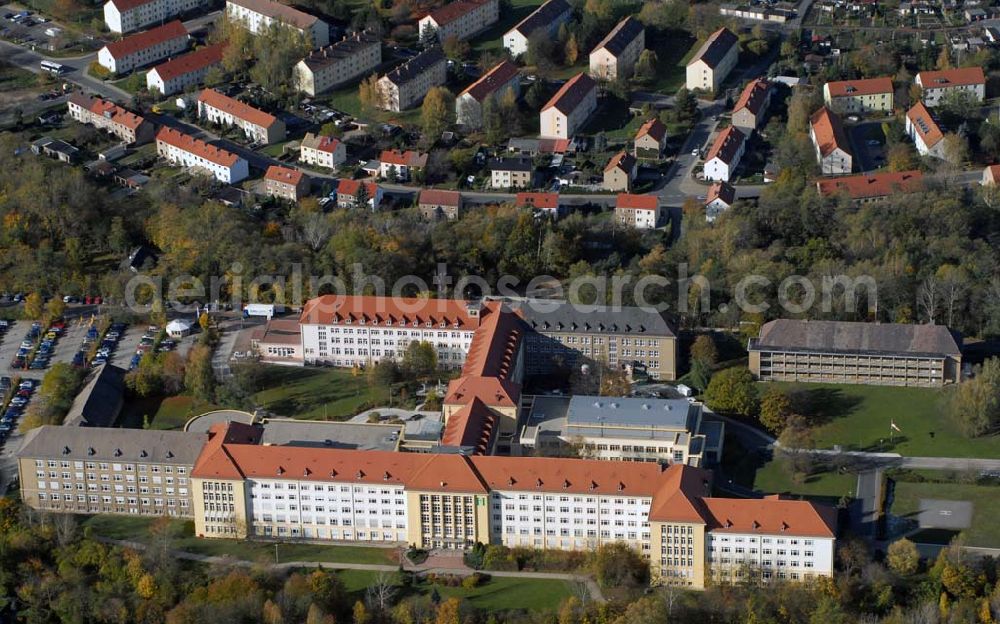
<box><xmin>700</xmin><ymin>496</ymin><xmax>837</xmax><ymax>537</ymax></box>
<box><xmin>515</xmin><ymin>192</ymin><xmax>559</xmax><ymax>210</ymax></box>
<box><xmin>107</xmin><ymin>0</ymin><xmax>157</xmax><ymax>12</ymax></box>
<box><xmin>542</xmin><ymin>73</ymin><xmax>596</xmax><ymax>114</ymax></box>
<box><xmin>198</xmin><ymin>88</ymin><xmax>279</xmax><ymax>129</ymax></box>
<box><xmin>476</xmin><ymin>457</ymin><xmax>696</xmax><ymax>498</ymax></box>
<box><xmin>917</xmin><ymin>67</ymin><xmax>985</xmax><ymax>89</ymax></box>
<box><xmin>461</xmin><ymin>302</ymin><xmax>523</xmax><ymax>380</ymax></box>
<box><xmin>615</xmin><ymin>193</ymin><xmax>658</xmax><ymax>211</ymax></box>
<box><xmin>444</xmin><ymin>375</ymin><xmax>521</xmax><ymax>409</ymax></box>
<box><xmin>407</xmin><ymin>454</ymin><xmax>489</xmax><ymax>492</ymax></box>
<box><xmin>440</xmin><ymin>397</ymin><xmax>497</xmax><ymax>454</ymax></box>
<box><xmin>459</xmin><ymin>60</ymin><xmax>520</xmax><ymax>102</ymax></box>
<box><xmin>155</xmin><ymin>127</ymin><xmax>241</xmax><ymax>167</ymax></box>
<box><xmin>825</xmin><ymin>76</ymin><xmax>893</xmax><ymax>98</ymax></box>
<box><xmin>705</xmin><ymin>125</ymin><xmax>745</xmax><ymax>165</ymax></box>
<box><xmin>906</xmin><ymin>101</ymin><xmax>943</xmax><ymax>149</ymax></box>
<box><xmin>70</xmin><ymin>92</ymin><xmax>148</xmax><ymax>130</ymax></box>
<box><xmin>264</xmin><ymin>164</ymin><xmax>306</xmax><ymax>185</ymax></box>
<box><xmin>150</xmin><ymin>43</ymin><xmax>225</xmax><ymax>82</ymax></box>
<box><xmin>985</xmin><ymin>164</ymin><xmax>1000</xmax><ymax>184</ymax></box>
<box><xmin>810</xmin><ymin>106</ymin><xmax>851</xmax><ymax>158</ymax></box>
<box><xmin>103</xmin><ymin>20</ymin><xmax>187</xmax><ymax>59</ymax></box>
<box><xmin>648</xmin><ymin>463</ymin><xmax>714</xmax><ymax>523</ymax></box>
<box><xmin>419</xmin><ymin>188</ymin><xmax>462</xmax><ymax>206</ymax></box>
<box><xmin>300</xmin><ymin>295</ymin><xmax>477</xmax><ymax>328</ymax></box>
<box><xmin>635</xmin><ymin>118</ymin><xmax>667</xmax><ymax>143</ymax></box>
<box><xmin>706</xmin><ymin>181</ymin><xmax>735</xmax><ymax>206</ymax></box>
<box><xmin>424</xmin><ymin>0</ymin><xmax>491</xmax><ymax>26</ymax></box>
<box><xmin>300</xmin><ymin>132</ymin><xmax>341</xmax><ymax>154</ymax></box>
<box><xmin>336</xmin><ymin>179</ymin><xmax>379</xmax><ymax>198</ymax></box>
<box><xmin>733</xmin><ymin>77</ymin><xmax>770</xmax><ymax>116</ymax></box>
<box><xmin>380</xmin><ymin>149</ymin><xmax>428</xmax><ymax>167</ymax></box>
<box><xmin>604</xmin><ymin>150</ymin><xmax>636</xmax><ymax>173</ymax></box>
<box><xmin>227</xmin><ymin>0</ymin><xmax>320</xmax><ymax>29</ymax></box>
<box><xmin>815</xmin><ymin>170</ymin><xmax>924</xmax><ymax>200</ymax></box>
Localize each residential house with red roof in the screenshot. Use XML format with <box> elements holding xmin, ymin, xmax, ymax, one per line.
<box><xmin>588</xmin><ymin>16</ymin><xmax>645</xmax><ymax>81</ymax></box>
<box><xmin>822</xmin><ymin>77</ymin><xmax>894</xmax><ymax>113</ymax></box>
<box><xmin>299</xmin><ymin>132</ymin><xmax>346</xmax><ymax>169</ymax></box>
<box><xmin>982</xmin><ymin>164</ymin><xmax>1000</xmax><ymax>186</ymax></box>
<box><xmin>732</xmin><ymin>77</ymin><xmax>772</xmax><ymax>133</ymax></box>
<box><xmin>97</xmin><ymin>20</ymin><xmax>188</xmax><ymax>74</ymax></box>
<box><xmin>540</xmin><ymin>72</ymin><xmax>597</xmax><ymax>139</ymax></box>
<box><xmin>705</xmin><ymin>181</ymin><xmax>735</xmax><ymax>222</ymax></box>
<box><xmin>263</xmin><ymin>165</ymin><xmax>310</xmax><ymax>202</ymax></box>
<box><xmin>197</xmin><ymin>88</ymin><xmax>286</xmax><ymax>145</ymax></box>
<box><xmin>810</xmin><ymin>106</ymin><xmax>852</xmax><ymax>175</ymax></box>
<box><xmin>603</xmin><ymin>150</ymin><xmax>637</xmax><ymax>192</ymax></box>
<box><xmin>225</xmin><ymin>0</ymin><xmax>329</xmax><ymax>47</ymax></box>
<box><xmin>616</xmin><ymin>193</ymin><xmax>661</xmax><ymax>229</ymax></box>
<box><xmin>515</xmin><ymin>192</ymin><xmax>563</xmax><ymax>216</ymax></box>
<box><xmin>146</xmin><ymin>42</ymin><xmax>226</xmax><ymax>96</ymax></box>
<box><xmin>815</xmin><ymin>170</ymin><xmax>924</xmax><ymax>204</ymax></box>
<box><xmin>704</xmin><ymin>125</ymin><xmax>746</xmax><ymax>182</ymax></box>
<box><xmin>67</xmin><ymin>92</ymin><xmax>155</xmax><ymax>145</ymax></box>
<box><xmin>336</xmin><ymin>179</ymin><xmax>382</xmax><ymax>210</ymax></box>
<box><xmin>418</xmin><ymin>0</ymin><xmax>498</xmax><ymax>43</ymax></box>
<box><xmin>455</xmin><ymin>60</ymin><xmax>520</xmax><ymax>128</ymax></box>
<box><xmin>905</xmin><ymin>101</ymin><xmax>945</xmax><ymax>159</ymax></box>
<box><xmin>685</xmin><ymin>27</ymin><xmax>738</xmax><ymax>93</ymax></box>
<box><xmin>379</xmin><ymin>149</ymin><xmax>428</xmax><ymax>181</ymax></box>
<box><xmin>915</xmin><ymin>67</ymin><xmax>985</xmax><ymax>107</ymax></box>
<box><xmin>418</xmin><ymin>188</ymin><xmax>463</xmax><ymax>220</ymax></box>
<box><xmin>103</xmin><ymin>0</ymin><xmax>208</xmax><ymax>33</ymax></box>
<box><xmin>155</xmin><ymin>127</ymin><xmax>249</xmax><ymax>183</ymax></box>
<box><xmin>634</xmin><ymin>118</ymin><xmax>667</xmax><ymax>159</ymax></box>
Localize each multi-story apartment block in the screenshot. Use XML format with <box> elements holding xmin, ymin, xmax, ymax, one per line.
<box><xmin>704</xmin><ymin>125</ymin><xmax>746</xmax><ymax>182</ymax></box>
<box><xmin>336</xmin><ymin>179</ymin><xmax>382</xmax><ymax>210</ymax></box>
<box><xmin>539</xmin><ymin>73</ymin><xmax>597</xmax><ymax>139</ymax></box>
<box><xmin>293</xmin><ymin>31</ymin><xmax>381</xmax><ymax>96</ymax></box>
<box><xmin>455</xmin><ymin>60</ymin><xmax>520</xmax><ymax>129</ymax></box>
<box><xmin>615</xmin><ymin>193</ymin><xmax>660</xmax><ymax>229</ymax></box>
<box><xmin>520</xmin><ymin>395</ymin><xmax>723</xmax><ymax>467</ymax></box>
<box><xmin>503</xmin><ymin>0</ymin><xmax>571</xmax><ymax>57</ymax></box>
<box><xmin>418</xmin><ymin>189</ymin><xmax>463</xmax><ymax>220</ymax></box>
<box><xmin>17</xmin><ymin>425</ymin><xmax>205</xmax><ymax>518</ymax></box>
<box><xmin>146</xmin><ymin>42</ymin><xmax>226</xmax><ymax>95</ymax></box>
<box><xmin>67</xmin><ymin>92</ymin><xmax>155</xmax><ymax>145</ymax></box>
<box><xmin>379</xmin><ymin>149</ymin><xmax>428</xmax><ymax>181</ymax></box>
<box><xmin>511</xmin><ymin>297</ymin><xmax>678</xmax><ymax>380</ymax></box>
<box><xmin>155</xmin><ymin>127</ymin><xmax>250</xmax><ymax>183</ymax></box>
<box><xmin>749</xmin><ymin>319</ymin><xmax>962</xmax><ymax>386</ymax></box>
<box><xmin>685</xmin><ymin>27</ymin><xmax>738</xmax><ymax>93</ymax></box>
<box><xmin>418</xmin><ymin>0</ymin><xmax>499</xmax><ymax>43</ymax></box>
<box><xmin>815</xmin><ymin>170</ymin><xmax>923</xmax><ymax>204</ymax></box>
<box><xmin>197</xmin><ymin>88</ymin><xmax>286</xmax><ymax>145</ymax></box>
<box><xmin>905</xmin><ymin>101</ymin><xmax>946</xmax><ymax>159</ymax></box>
<box><xmin>377</xmin><ymin>46</ymin><xmax>447</xmax><ymax>112</ymax></box>
<box><xmin>603</xmin><ymin>150</ymin><xmax>637</xmax><ymax>192</ymax></box>
<box><xmin>263</xmin><ymin>165</ymin><xmax>310</xmax><ymax>202</ymax></box>
<box><xmin>97</xmin><ymin>20</ymin><xmax>188</xmax><ymax>74</ymax></box>
<box><xmin>634</xmin><ymin>118</ymin><xmax>667</xmax><ymax>159</ymax></box>
<box><xmin>810</xmin><ymin>106</ymin><xmax>852</xmax><ymax>175</ymax></box>
<box><xmin>103</xmin><ymin>0</ymin><xmax>208</xmax><ymax>34</ymax></box>
<box><xmin>822</xmin><ymin>77</ymin><xmax>893</xmax><ymax>114</ymax></box>
<box><xmin>299</xmin><ymin>132</ymin><xmax>346</xmax><ymax>169</ymax></box>
<box><xmin>731</xmin><ymin>77</ymin><xmax>771</xmax><ymax>134</ymax></box>
<box><xmin>915</xmin><ymin>67</ymin><xmax>985</xmax><ymax>107</ymax></box>
<box><xmin>225</xmin><ymin>0</ymin><xmax>329</xmax><ymax>47</ymax></box>
<box><xmin>589</xmin><ymin>16</ymin><xmax>645</xmax><ymax>81</ymax></box>
<box><xmin>489</xmin><ymin>158</ymin><xmax>534</xmax><ymax>189</ymax></box>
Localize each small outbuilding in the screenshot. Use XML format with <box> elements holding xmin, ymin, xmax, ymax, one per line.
<box><xmin>166</xmin><ymin>319</ymin><xmax>193</xmax><ymax>338</ymax></box>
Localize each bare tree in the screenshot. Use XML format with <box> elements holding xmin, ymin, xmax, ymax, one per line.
<box><xmin>364</xmin><ymin>571</ymin><xmax>397</xmax><ymax>613</ymax></box>
<box><xmin>52</xmin><ymin>512</ymin><xmax>77</xmax><ymax>547</ymax></box>
<box><xmin>300</xmin><ymin>212</ymin><xmax>332</xmax><ymax>251</ymax></box>
<box><xmin>936</xmin><ymin>265</ymin><xmax>967</xmax><ymax>328</ymax></box>
<box><xmin>917</xmin><ymin>275</ymin><xmax>940</xmax><ymax>323</ymax></box>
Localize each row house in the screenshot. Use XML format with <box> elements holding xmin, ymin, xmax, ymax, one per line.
<box><xmin>263</xmin><ymin>165</ymin><xmax>310</xmax><ymax>202</ymax></box>
<box><xmin>103</xmin><ymin>0</ymin><xmax>208</xmax><ymax>34</ymax></box>
<box><xmin>67</xmin><ymin>92</ymin><xmax>155</xmax><ymax>145</ymax></box>
<box><xmin>197</xmin><ymin>88</ymin><xmax>286</xmax><ymax>145</ymax></box>
<box><xmin>815</xmin><ymin>170</ymin><xmax>923</xmax><ymax>204</ymax></box>
<box><xmin>146</xmin><ymin>42</ymin><xmax>226</xmax><ymax>95</ymax></box>
<box><xmin>905</xmin><ymin>101</ymin><xmax>946</xmax><ymax>159</ymax></box>
<box><xmin>455</xmin><ymin>59</ymin><xmax>520</xmax><ymax>129</ymax></box>
<box><xmin>418</xmin><ymin>189</ymin><xmax>463</xmax><ymax>220</ymax></box>
<box><xmin>588</xmin><ymin>16</ymin><xmax>645</xmax><ymax>82</ymax></box>
<box><xmin>418</xmin><ymin>0</ymin><xmax>499</xmax><ymax>43</ymax></box>
<box><xmin>377</xmin><ymin>46</ymin><xmax>447</xmax><ymax>112</ymax></box>
<box><xmin>914</xmin><ymin>67</ymin><xmax>986</xmax><ymax>107</ymax></box>
<box><xmin>810</xmin><ymin>106</ymin><xmax>852</xmax><ymax>175</ymax></box>
<box><xmin>293</xmin><ymin>31</ymin><xmax>381</xmax><ymax>96</ymax></box>
<box><xmin>155</xmin><ymin>127</ymin><xmax>249</xmax><ymax>183</ymax></box>
<box><xmin>225</xmin><ymin>0</ymin><xmax>329</xmax><ymax>47</ymax></box>
<box><xmin>539</xmin><ymin>72</ymin><xmax>597</xmax><ymax>139</ymax></box>
<box><xmin>685</xmin><ymin>27</ymin><xmax>738</xmax><ymax>93</ymax></box>
<box><xmin>299</xmin><ymin>132</ymin><xmax>346</xmax><ymax>169</ymax></box>
<box><xmin>615</xmin><ymin>193</ymin><xmax>660</xmax><ymax>229</ymax></box>
<box><xmin>503</xmin><ymin>0</ymin><xmax>571</xmax><ymax>57</ymax></box>
<box><xmin>704</xmin><ymin>125</ymin><xmax>746</xmax><ymax>182</ymax></box>
<box><xmin>97</xmin><ymin>19</ymin><xmax>188</xmax><ymax>74</ymax></box>
<box><xmin>379</xmin><ymin>149</ymin><xmax>428</xmax><ymax>181</ymax></box>
<box><xmin>603</xmin><ymin>150</ymin><xmax>637</xmax><ymax>192</ymax></box>
<box><xmin>731</xmin><ymin>77</ymin><xmax>771</xmax><ymax>134</ymax></box>
<box><xmin>822</xmin><ymin>77</ymin><xmax>893</xmax><ymax>114</ymax></box>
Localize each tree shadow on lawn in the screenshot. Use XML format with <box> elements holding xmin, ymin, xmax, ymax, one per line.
<box><xmin>788</xmin><ymin>387</ymin><xmax>863</xmax><ymax>427</ymax></box>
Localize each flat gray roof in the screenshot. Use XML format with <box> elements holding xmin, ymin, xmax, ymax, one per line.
<box><xmin>259</xmin><ymin>419</ymin><xmax>402</xmax><ymax>451</ymax></box>
<box><xmin>567</xmin><ymin>395</ymin><xmax>697</xmax><ymax>430</ymax></box>
<box><xmin>18</xmin><ymin>425</ymin><xmax>207</xmax><ymax>465</ymax></box>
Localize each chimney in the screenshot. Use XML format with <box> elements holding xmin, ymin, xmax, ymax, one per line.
<box><xmin>466</xmin><ymin>298</ymin><xmax>483</xmax><ymax>327</ymax></box>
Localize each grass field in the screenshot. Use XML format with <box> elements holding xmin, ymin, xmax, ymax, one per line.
<box><xmin>765</xmin><ymin>382</ymin><xmax>1000</xmax><ymax>458</ymax></box>
<box><xmin>0</xmin><ymin>60</ymin><xmax>37</xmax><ymax>92</ymax></box>
<box><xmin>253</xmin><ymin>365</ymin><xmax>388</xmax><ymax>420</ymax></box>
<box><xmin>890</xmin><ymin>480</ymin><xmax>1000</xmax><ymax>548</ymax></box>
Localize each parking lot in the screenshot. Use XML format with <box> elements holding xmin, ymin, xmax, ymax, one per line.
<box><xmin>848</xmin><ymin>121</ymin><xmax>887</xmax><ymax>173</ymax></box>
<box><xmin>918</xmin><ymin>499</ymin><xmax>974</xmax><ymax>530</ymax></box>
<box><xmin>0</xmin><ymin>4</ymin><xmax>101</xmax><ymax>55</ymax></box>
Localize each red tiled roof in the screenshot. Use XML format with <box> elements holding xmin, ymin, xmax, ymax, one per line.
<box><xmin>917</xmin><ymin>67</ymin><xmax>986</xmax><ymax>89</ymax></box>
<box><xmin>700</xmin><ymin>496</ymin><xmax>837</xmax><ymax>537</ymax></box>
<box><xmin>825</xmin><ymin>76</ymin><xmax>893</xmax><ymax>98</ymax></box>
<box><xmin>264</xmin><ymin>164</ymin><xmax>306</xmax><ymax>185</ymax></box>
<box><xmin>515</xmin><ymin>192</ymin><xmax>559</xmax><ymax>209</ymax></box>
<box><xmin>604</xmin><ymin>150</ymin><xmax>636</xmax><ymax>173</ymax></box>
<box><xmin>985</xmin><ymin>164</ymin><xmax>1000</xmax><ymax>184</ymax></box>
<box><xmin>542</xmin><ymin>73</ymin><xmax>596</xmax><ymax>114</ymax></box>
<box><xmin>706</xmin><ymin>181</ymin><xmax>735</xmax><ymax>206</ymax></box>
<box><xmin>440</xmin><ymin>397</ymin><xmax>496</xmax><ymax>454</ymax></box>
<box><xmin>103</xmin><ymin>20</ymin><xmax>186</xmax><ymax>60</ymax></box>
<box><xmin>906</xmin><ymin>101</ymin><xmax>943</xmax><ymax>149</ymax></box>
<box><xmin>461</xmin><ymin>302</ymin><xmax>523</xmax><ymax>380</ymax></box>
<box><xmin>300</xmin><ymin>295</ymin><xmax>476</xmax><ymax>328</ymax></box>
<box><xmin>705</xmin><ymin>125</ymin><xmax>745</xmax><ymax>165</ymax></box>
<box><xmin>227</xmin><ymin>0</ymin><xmax>320</xmax><ymax>29</ymax></box>
<box><xmin>301</xmin><ymin>132</ymin><xmax>341</xmax><ymax>154</ymax></box>
<box><xmin>615</xmin><ymin>193</ymin><xmax>658</xmax><ymax>211</ymax></box>
<box><xmin>155</xmin><ymin>127</ymin><xmax>241</xmax><ymax>167</ymax></box>
<box><xmin>424</xmin><ymin>0</ymin><xmax>490</xmax><ymax>26</ymax></box>
<box><xmin>733</xmin><ymin>77</ymin><xmax>770</xmax><ymax>116</ymax></box>
<box><xmin>336</xmin><ymin>179</ymin><xmax>379</xmax><ymax>198</ymax></box>
<box><xmin>810</xmin><ymin>106</ymin><xmax>851</xmax><ymax>158</ymax></box>
<box><xmin>380</xmin><ymin>149</ymin><xmax>428</xmax><ymax>167</ymax></box>
<box><xmin>459</xmin><ymin>60</ymin><xmax>519</xmax><ymax>102</ymax></box>
<box><xmin>198</xmin><ymin>88</ymin><xmax>279</xmax><ymax>129</ymax></box>
<box><xmin>69</xmin><ymin>92</ymin><xmax>148</xmax><ymax>130</ymax></box>
<box><xmin>444</xmin><ymin>375</ymin><xmax>521</xmax><ymax>409</ymax></box>
<box><xmin>815</xmin><ymin>170</ymin><xmax>924</xmax><ymax>200</ymax></box>
<box><xmin>106</xmin><ymin>0</ymin><xmax>157</xmax><ymax>12</ymax></box>
<box><xmin>149</xmin><ymin>43</ymin><xmax>225</xmax><ymax>82</ymax></box>
<box><xmin>635</xmin><ymin>118</ymin><xmax>667</xmax><ymax>143</ymax></box>
<box><xmin>419</xmin><ymin>188</ymin><xmax>462</xmax><ymax>206</ymax></box>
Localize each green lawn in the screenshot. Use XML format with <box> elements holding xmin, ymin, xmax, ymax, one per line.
<box><xmin>323</xmin><ymin>85</ymin><xmax>421</xmax><ymax>127</ymax></box>
<box><xmin>643</xmin><ymin>29</ymin><xmax>695</xmax><ymax>94</ymax></box>
<box><xmin>253</xmin><ymin>365</ymin><xmax>388</xmax><ymax>420</ymax></box>
<box><xmin>470</xmin><ymin>0</ymin><xmax>542</xmax><ymax>54</ymax></box>
<box><xmin>335</xmin><ymin>569</ymin><xmax>574</xmax><ymax>611</ymax></box>
<box><xmin>0</xmin><ymin>60</ymin><xmax>37</xmax><ymax>92</ymax></box>
<box><xmin>765</xmin><ymin>382</ymin><xmax>1000</xmax><ymax>458</ymax></box>
<box><xmin>890</xmin><ymin>480</ymin><xmax>1000</xmax><ymax>548</ymax></box>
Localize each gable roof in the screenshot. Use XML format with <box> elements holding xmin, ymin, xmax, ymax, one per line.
<box><xmin>423</xmin><ymin>0</ymin><xmax>489</xmax><ymax>26</ymax></box>
<box><xmin>149</xmin><ymin>43</ymin><xmax>225</xmax><ymax>82</ymax></box>
<box><xmin>906</xmin><ymin>101</ymin><xmax>944</xmax><ymax>149</ymax></box>
<box><xmin>824</xmin><ymin>76</ymin><xmax>893</xmax><ymax>98</ymax></box>
<box><xmin>815</xmin><ymin>170</ymin><xmax>924</xmax><ymax>200</ymax></box>
<box><xmin>985</xmin><ymin>164</ymin><xmax>1000</xmax><ymax>183</ymax></box>
<box><xmin>106</xmin><ymin>0</ymin><xmax>158</xmax><ymax>12</ymax></box>
<box><xmin>752</xmin><ymin>318</ymin><xmax>962</xmax><ymax>357</ymax></box>
<box><xmin>461</xmin><ymin>302</ymin><xmax>524</xmax><ymax>380</ymax></box>
<box><xmin>810</xmin><ymin>106</ymin><xmax>851</xmax><ymax>157</ymax></box>
<box><xmin>18</xmin><ymin>425</ymin><xmax>207</xmax><ymax>466</ymax></box>
<box><xmin>68</xmin><ymin>92</ymin><xmax>148</xmax><ymax>130</ymax></box>
<box><xmin>63</xmin><ymin>364</ymin><xmax>126</xmax><ymax>427</ymax></box>
<box><xmin>227</xmin><ymin>0</ymin><xmax>320</xmax><ymax>29</ymax></box>
<box><xmin>102</xmin><ymin>20</ymin><xmax>187</xmax><ymax>59</ymax></box>
<box><xmin>604</xmin><ymin>150</ymin><xmax>636</xmax><ymax>173</ymax></box>
<box><xmin>300</xmin><ymin>32</ymin><xmax>380</xmax><ymax>70</ymax></box>
<box><xmin>336</xmin><ymin>179</ymin><xmax>379</xmax><ymax>198</ymax></box>
<box><xmin>440</xmin><ymin>397</ymin><xmax>497</xmax><ymax>454</ymax></box>
<box><xmin>592</xmin><ymin>16</ymin><xmax>644</xmax><ymax>57</ymax></box>
<box><xmin>733</xmin><ymin>77</ymin><xmax>770</xmax><ymax>116</ymax></box>
<box><xmin>264</xmin><ymin>164</ymin><xmax>306</xmax><ymax>185</ymax></box>
<box><xmin>383</xmin><ymin>46</ymin><xmax>445</xmax><ymax>86</ymax></box>
<box><xmin>459</xmin><ymin>60</ymin><xmax>519</xmax><ymax>102</ymax></box>
<box><xmin>700</xmin><ymin>496</ymin><xmax>838</xmax><ymax>537</ymax></box>
<box><xmin>542</xmin><ymin>73</ymin><xmax>596</xmax><ymax>114</ymax></box>
<box><xmin>419</xmin><ymin>188</ymin><xmax>462</xmax><ymax>206</ymax></box>
<box><xmin>444</xmin><ymin>375</ymin><xmax>522</xmax><ymax>409</ymax></box>
<box><xmin>198</xmin><ymin>88</ymin><xmax>279</xmax><ymax>129</ymax></box>
<box><xmin>616</xmin><ymin>193</ymin><xmax>658</xmax><ymax>211</ymax></box>
<box><xmin>509</xmin><ymin>0</ymin><xmax>571</xmax><ymax>37</ymax></box>
<box><xmin>380</xmin><ymin>149</ymin><xmax>428</xmax><ymax>167</ymax></box>
<box><xmin>916</xmin><ymin>66</ymin><xmax>986</xmax><ymax>89</ymax></box>
<box><xmin>515</xmin><ymin>192</ymin><xmax>559</xmax><ymax>209</ymax></box>
<box><xmin>688</xmin><ymin>27</ymin><xmax>738</xmax><ymax>69</ymax></box>
<box><xmin>300</xmin><ymin>132</ymin><xmax>341</xmax><ymax>154</ymax></box>
<box><xmin>635</xmin><ymin>118</ymin><xmax>667</xmax><ymax>143</ymax></box>
<box><xmin>705</xmin><ymin>125</ymin><xmax>746</xmax><ymax>165</ymax></box>
<box><xmin>706</xmin><ymin>181</ymin><xmax>735</xmax><ymax>206</ymax></box>
<box><xmin>155</xmin><ymin>127</ymin><xmax>242</xmax><ymax>167</ymax></box>
<box><xmin>301</xmin><ymin>295</ymin><xmax>477</xmax><ymax>328</ymax></box>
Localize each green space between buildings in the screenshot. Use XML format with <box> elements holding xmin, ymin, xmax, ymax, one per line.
<box><xmin>889</xmin><ymin>480</ymin><xmax>1000</xmax><ymax>549</ymax></box>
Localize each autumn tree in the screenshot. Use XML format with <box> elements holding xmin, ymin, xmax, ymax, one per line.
<box><xmin>887</xmin><ymin>538</ymin><xmax>920</xmax><ymax>575</ymax></box>
<box><xmin>564</xmin><ymin>33</ymin><xmax>579</xmax><ymax>66</ymax></box>
<box><xmin>947</xmin><ymin>358</ymin><xmax>1000</xmax><ymax>437</ymax></box>
<box><xmin>942</xmin><ymin>133</ymin><xmax>970</xmax><ymax>167</ymax></box>
<box><xmin>759</xmin><ymin>385</ymin><xmax>792</xmax><ymax>434</ymax></box>
<box><xmin>185</xmin><ymin>344</ymin><xmax>216</xmax><ymax>401</ymax></box>
<box><xmin>705</xmin><ymin>366</ymin><xmax>759</xmax><ymax>417</ymax></box>
<box><xmin>402</xmin><ymin>341</ymin><xmax>437</xmax><ymax>379</ymax></box>
<box><xmin>634</xmin><ymin>49</ymin><xmax>658</xmax><ymax>83</ymax></box>
<box><xmin>359</xmin><ymin>75</ymin><xmax>383</xmax><ymax>111</ymax></box>
<box><xmin>591</xmin><ymin>542</ymin><xmax>650</xmax><ymax>589</ymax></box>
<box><xmin>24</xmin><ymin>292</ymin><xmax>43</xmax><ymax>319</ymax></box>
<box><xmin>690</xmin><ymin>334</ymin><xmax>719</xmax><ymax>367</ymax></box>
<box><xmin>420</xmin><ymin>86</ymin><xmax>454</xmax><ymax>145</ymax></box>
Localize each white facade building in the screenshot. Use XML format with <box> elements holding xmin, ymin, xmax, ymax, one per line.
<box><xmin>503</xmin><ymin>0</ymin><xmax>571</xmax><ymax>57</ymax></box>
<box><xmin>103</xmin><ymin>0</ymin><xmax>207</xmax><ymax>34</ymax></box>
<box><xmin>299</xmin><ymin>133</ymin><xmax>346</xmax><ymax>169</ymax></box>
<box><xmin>96</xmin><ymin>20</ymin><xmax>188</xmax><ymax>74</ymax></box>
<box><xmin>706</xmin><ymin>526</ymin><xmax>836</xmax><ymax>583</ymax></box>
<box><xmin>703</xmin><ymin>126</ymin><xmax>746</xmax><ymax>182</ymax></box>
<box><xmin>155</xmin><ymin>127</ymin><xmax>249</xmax><ymax>183</ymax></box>
<box><xmin>225</xmin><ymin>0</ymin><xmax>330</xmax><ymax>47</ymax></box>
